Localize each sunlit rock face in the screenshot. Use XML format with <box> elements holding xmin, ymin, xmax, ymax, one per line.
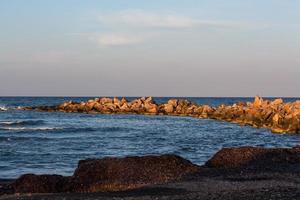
<box><xmin>24</xmin><ymin>96</ymin><xmax>300</xmax><ymax>134</ymax></box>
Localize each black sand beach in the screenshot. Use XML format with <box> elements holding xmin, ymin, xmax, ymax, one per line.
<box><xmin>2</xmin><ymin>172</ymin><xmax>300</xmax><ymax>200</ymax></box>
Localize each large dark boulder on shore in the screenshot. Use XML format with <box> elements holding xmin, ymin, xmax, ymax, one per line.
<box><xmin>12</xmin><ymin>174</ymin><xmax>69</xmax><ymax>193</ymax></box>
<box><xmin>205</xmin><ymin>146</ymin><xmax>300</xmax><ymax>172</ymax></box>
<box><xmin>10</xmin><ymin>154</ymin><xmax>200</xmax><ymax>194</ymax></box>
<box><xmin>69</xmin><ymin>154</ymin><xmax>201</xmax><ymax>192</ymax></box>
<box><xmin>8</xmin><ymin>147</ymin><xmax>300</xmax><ymax>195</ymax></box>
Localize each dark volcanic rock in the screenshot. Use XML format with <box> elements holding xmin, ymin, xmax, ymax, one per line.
<box><xmin>10</xmin><ymin>155</ymin><xmax>200</xmax><ymax>194</ymax></box>
<box><xmin>8</xmin><ymin>147</ymin><xmax>300</xmax><ymax>195</ymax></box>
<box><xmin>205</xmin><ymin>146</ymin><xmax>300</xmax><ymax>172</ymax></box>
<box><xmin>69</xmin><ymin>154</ymin><xmax>201</xmax><ymax>192</ymax></box>
<box><xmin>12</xmin><ymin>174</ymin><xmax>69</xmax><ymax>193</ymax></box>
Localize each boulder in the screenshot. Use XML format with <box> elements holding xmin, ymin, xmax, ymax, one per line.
<box><xmin>130</xmin><ymin>99</ymin><xmax>144</xmax><ymax>112</ymax></box>
<box><xmin>69</xmin><ymin>154</ymin><xmax>200</xmax><ymax>192</ymax></box>
<box><xmin>145</xmin><ymin>97</ymin><xmax>154</xmax><ymax>103</ymax></box>
<box><xmin>144</xmin><ymin>103</ymin><xmax>158</xmax><ymax>114</ymax></box>
<box><xmin>271</xmin><ymin>98</ymin><xmax>283</xmax><ymax>106</ymax></box>
<box><xmin>93</xmin><ymin>103</ymin><xmax>103</xmax><ymax>112</ymax></box>
<box><xmin>120</xmin><ymin>97</ymin><xmax>127</xmax><ymax>105</ymax></box>
<box><xmin>12</xmin><ymin>174</ymin><xmax>69</xmax><ymax>193</ymax></box>
<box><xmin>113</xmin><ymin>97</ymin><xmax>121</xmax><ymax>106</ymax></box>
<box><xmin>100</xmin><ymin>98</ymin><xmax>113</xmax><ymax>104</ymax></box>
<box><xmin>167</xmin><ymin>99</ymin><xmax>178</xmax><ymax>107</ymax></box>
<box><xmin>253</xmin><ymin>96</ymin><xmax>263</xmax><ymax>108</ymax></box>
<box><xmin>205</xmin><ymin>146</ymin><xmax>300</xmax><ymax>171</ymax></box>
<box><xmin>163</xmin><ymin>104</ymin><xmax>174</xmax><ymax>113</ymax></box>
<box><xmin>120</xmin><ymin>103</ymin><xmax>130</xmax><ymax>112</ymax></box>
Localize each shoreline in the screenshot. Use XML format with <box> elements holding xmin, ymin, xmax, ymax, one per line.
<box><xmin>23</xmin><ymin>96</ymin><xmax>300</xmax><ymax>134</ymax></box>
<box><xmin>2</xmin><ymin>146</ymin><xmax>300</xmax><ymax>199</ymax></box>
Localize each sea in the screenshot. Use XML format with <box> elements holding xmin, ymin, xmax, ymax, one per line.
<box><xmin>1</xmin><ymin>97</ymin><xmax>300</xmax><ymax>179</ymax></box>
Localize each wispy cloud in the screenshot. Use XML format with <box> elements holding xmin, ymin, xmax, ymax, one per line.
<box><xmin>97</xmin><ymin>34</ymin><xmax>144</xmax><ymax>46</ymax></box>
<box><xmin>98</xmin><ymin>10</ymin><xmax>242</xmax><ymax>29</ymax></box>
<box><xmin>99</xmin><ymin>11</ymin><xmax>197</xmax><ymax>29</ymax></box>
<box><xmin>83</xmin><ymin>10</ymin><xmax>264</xmax><ymax>47</ymax></box>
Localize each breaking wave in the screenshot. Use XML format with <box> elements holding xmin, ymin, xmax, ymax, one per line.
<box><xmin>0</xmin><ymin>120</ymin><xmax>45</xmax><ymax>126</ymax></box>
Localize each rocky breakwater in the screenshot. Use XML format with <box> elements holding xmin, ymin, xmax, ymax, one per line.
<box><xmin>211</xmin><ymin>96</ymin><xmax>300</xmax><ymax>133</ymax></box>
<box><xmin>24</xmin><ymin>96</ymin><xmax>300</xmax><ymax>133</ymax></box>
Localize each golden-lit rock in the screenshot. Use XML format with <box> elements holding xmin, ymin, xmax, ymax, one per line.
<box><xmin>26</xmin><ymin>96</ymin><xmax>300</xmax><ymax>134</ymax></box>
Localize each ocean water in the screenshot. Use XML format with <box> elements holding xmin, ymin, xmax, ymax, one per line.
<box><xmin>1</xmin><ymin>97</ymin><xmax>300</xmax><ymax>179</ymax></box>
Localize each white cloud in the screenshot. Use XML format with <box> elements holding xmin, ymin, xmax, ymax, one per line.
<box><xmin>86</xmin><ymin>10</ymin><xmax>263</xmax><ymax>47</ymax></box>
<box><xmin>97</xmin><ymin>34</ymin><xmax>143</xmax><ymax>46</ymax></box>
<box><xmin>99</xmin><ymin>11</ymin><xmax>197</xmax><ymax>29</ymax></box>
<box><xmin>98</xmin><ymin>10</ymin><xmax>241</xmax><ymax>29</ymax></box>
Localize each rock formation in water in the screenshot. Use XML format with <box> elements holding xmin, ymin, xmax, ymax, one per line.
<box><xmin>23</xmin><ymin>96</ymin><xmax>300</xmax><ymax>134</ymax></box>
<box><xmin>3</xmin><ymin>146</ymin><xmax>300</xmax><ymax>195</ymax></box>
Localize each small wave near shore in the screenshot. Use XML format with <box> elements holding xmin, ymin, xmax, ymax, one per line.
<box><xmin>0</xmin><ymin>120</ymin><xmax>45</xmax><ymax>126</ymax></box>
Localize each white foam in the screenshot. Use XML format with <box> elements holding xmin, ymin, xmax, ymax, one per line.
<box><xmin>0</xmin><ymin>106</ymin><xmax>8</xmax><ymax>111</ymax></box>
<box><xmin>0</xmin><ymin>121</ymin><xmax>16</xmax><ymax>125</ymax></box>
<box><xmin>0</xmin><ymin>127</ymin><xmax>60</xmax><ymax>131</ymax></box>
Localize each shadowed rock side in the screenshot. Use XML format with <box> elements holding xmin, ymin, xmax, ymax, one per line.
<box><xmin>10</xmin><ymin>155</ymin><xmax>201</xmax><ymax>194</ymax></box>
<box><xmin>2</xmin><ymin>146</ymin><xmax>300</xmax><ymax>196</ymax></box>
<box><xmin>69</xmin><ymin>155</ymin><xmax>200</xmax><ymax>192</ymax></box>
<box><xmin>205</xmin><ymin>146</ymin><xmax>300</xmax><ymax>172</ymax></box>
<box><xmin>23</xmin><ymin>96</ymin><xmax>300</xmax><ymax>133</ymax></box>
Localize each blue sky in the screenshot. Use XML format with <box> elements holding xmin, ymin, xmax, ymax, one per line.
<box><xmin>0</xmin><ymin>0</ymin><xmax>300</xmax><ymax>96</ymax></box>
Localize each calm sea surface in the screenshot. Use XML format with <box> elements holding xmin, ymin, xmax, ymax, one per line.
<box><xmin>1</xmin><ymin>97</ymin><xmax>300</xmax><ymax>179</ymax></box>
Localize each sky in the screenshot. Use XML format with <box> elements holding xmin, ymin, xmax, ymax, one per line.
<box><xmin>0</xmin><ymin>0</ymin><xmax>300</xmax><ymax>97</ymax></box>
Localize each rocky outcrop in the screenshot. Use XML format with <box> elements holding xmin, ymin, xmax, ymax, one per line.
<box><xmin>4</xmin><ymin>146</ymin><xmax>300</xmax><ymax>195</ymax></box>
<box><xmin>69</xmin><ymin>155</ymin><xmax>200</xmax><ymax>192</ymax></box>
<box><xmin>205</xmin><ymin>146</ymin><xmax>300</xmax><ymax>172</ymax></box>
<box><xmin>12</xmin><ymin>174</ymin><xmax>68</xmax><ymax>193</ymax></box>
<box><xmin>23</xmin><ymin>96</ymin><xmax>300</xmax><ymax>134</ymax></box>
<box><xmin>10</xmin><ymin>155</ymin><xmax>200</xmax><ymax>194</ymax></box>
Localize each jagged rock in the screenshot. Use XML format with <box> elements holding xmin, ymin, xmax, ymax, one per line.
<box><xmin>271</xmin><ymin>98</ymin><xmax>284</xmax><ymax>106</ymax></box>
<box><xmin>253</xmin><ymin>96</ymin><xmax>263</xmax><ymax>107</ymax></box>
<box><xmin>130</xmin><ymin>99</ymin><xmax>144</xmax><ymax>112</ymax></box>
<box><xmin>100</xmin><ymin>98</ymin><xmax>113</xmax><ymax>104</ymax></box>
<box><xmin>167</xmin><ymin>99</ymin><xmax>178</xmax><ymax>107</ymax></box>
<box><xmin>120</xmin><ymin>97</ymin><xmax>127</xmax><ymax>105</ymax></box>
<box><xmin>144</xmin><ymin>101</ymin><xmax>158</xmax><ymax>114</ymax></box>
<box><xmin>93</xmin><ymin>103</ymin><xmax>103</xmax><ymax>112</ymax></box>
<box><xmin>120</xmin><ymin>103</ymin><xmax>130</xmax><ymax>112</ymax></box>
<box><xmin>113</xmin><ymin>97</ymin><xmax>121</xmax><ymax>106</ymax></box>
